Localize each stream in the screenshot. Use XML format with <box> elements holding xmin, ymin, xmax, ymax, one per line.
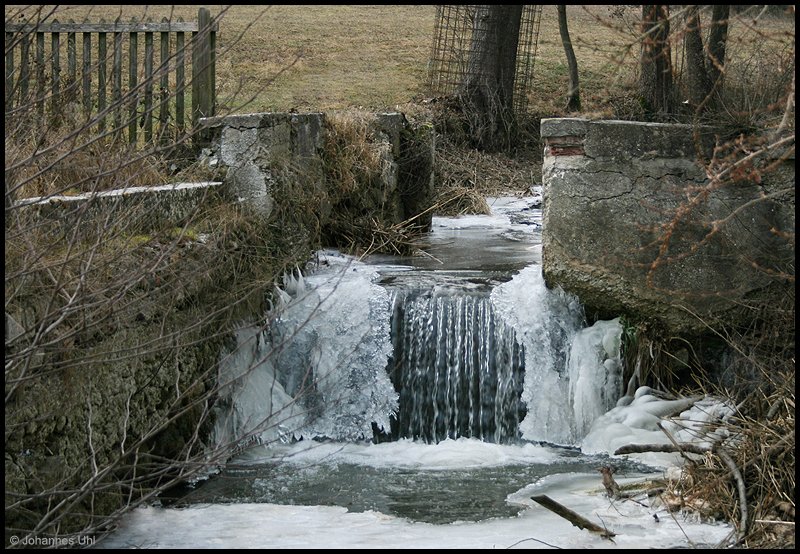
<box><xmin>98</xmin><ymin>195</ymin><xmax>734</xmax><ymax>549</ymax></box>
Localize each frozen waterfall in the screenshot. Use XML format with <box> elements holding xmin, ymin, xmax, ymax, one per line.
<box><xmin>490</xmin><ymin>265</ymin><xmax>623</xmax><ymax>445</ymax></box>
<box><xmin>386</xmin><ymin>289</ymin><xmax>525</xmax><ymax>444</ymax></box>
<box><xmin>213</xmin><ymin>251</ymin><xmax>625</xmax><ymax>452</ymax></box>
<box><xmin>212</xmin><ymin>252</ymin><xmax>398</xmax><ymax>450</ymax></box>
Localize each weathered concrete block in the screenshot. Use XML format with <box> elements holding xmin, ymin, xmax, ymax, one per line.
<box><xmin>203</xmin><ymin>112</ymin><xmax>327</xmax><ymax>217</ymax></box>
<box><xmin>541</xmin><ymin>119</ymin><xmax>795</xmax><ymax>335</ymax></box>
<box><xmin>371</xmin><ymin>112</ymin><xmax>436</xmax><ymax>230</ymax></box>
<box><xmin>11</xmin><ymin>181</ymin><xmax>224</xmax><ymax>232</ymax></box>
<box><xmin>201</xmin><ymin>111</ymin><xmax>435</xmax><ymax>233</ymax></box>
<box><xmin>541</xmin><ymin>118</ymin><xmax>718</xmax><ymax>160</ymax></box>
<box><xmin>540</xmin><ymin>117</ymin><xmax>588</xmax><ymax>138</ymax></box>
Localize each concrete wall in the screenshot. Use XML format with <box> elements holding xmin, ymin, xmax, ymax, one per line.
<box><xmin>540</xmin><ymin>118</ymin><xmax>795</xmax><ymax>335</ymax></box>
<box><xmin>199</xmin><ymin>111</ymin><xmax>435</xmax><ymax>230</ymax></box>
<box><xmin>200</xmin><ymin>112</ymin><xmax>326</xmax><ymax>216</ymax></box>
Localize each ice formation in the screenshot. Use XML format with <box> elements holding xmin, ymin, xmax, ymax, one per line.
<box><xmin>581</xmin><ymin>388</ymin><xmax>736</xmax><ymax>467</ymax></box>
<box><xmin>490</xmin><ymin>265</ymin><xmax>585</xmax><ymax>445</ymax></box>
<box><xmin>567</xmin><ymin>317</ymin><xmax>624</xmax><ymax>440</ymax></box>
<box><xmin>212</xmin><ymin>252</ymin><xmax>398</xmax><ymax>448</ymax></box>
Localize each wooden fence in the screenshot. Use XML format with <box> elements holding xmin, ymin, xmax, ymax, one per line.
<box><xmin>4</xmin><ymin>7</ymin><xmax>217</xmax><ymax>145</ymax></box>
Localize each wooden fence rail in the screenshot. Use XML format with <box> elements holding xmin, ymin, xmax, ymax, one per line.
<box><xmin>4</xmin><ymin>7</ymin><xmax>216</xmax><ymax>146</ymax></box>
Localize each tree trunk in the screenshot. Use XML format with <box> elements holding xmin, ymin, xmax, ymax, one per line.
<box><xmin>639</xmin><ymin>5</ymin><xmax>674</xmax><ymax>117</ymax></box>
<box><xmin>459</xmin><ymin>5</ymin><xmax>523</xmax><ymax>151</ymax></box>
<box><xmin>706</xmin><ymin>5</ymin><xmax>729</xmax><ymax>91</ymax></box>
<box><xmin>683</xmin><ymin>6</ymin><xmax>730</xmax><ymax>115</ymax></box>
<box><xmin>684</xmin><ymin>6</ymin><xmax>712</xmax><ymax>109</ymax></box>
<box><xmin>558</xmin><ymin>5</ymin><xmax>581</xmax><ymax>112</ymax></box>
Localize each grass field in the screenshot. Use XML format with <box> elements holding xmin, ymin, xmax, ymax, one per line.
<box><xmin>5</xmin><ymin>5</ymin><xmax>793</xmax><ymax>197</ymax></box>
<box><xmin>5</xmin><ymin>5</ymin><xmax>793</xmax><ymax>117</ymax></box>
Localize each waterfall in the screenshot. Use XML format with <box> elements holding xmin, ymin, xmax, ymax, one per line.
<box><xmin>212</xmin><ymin>252</ymin><xmax>623</xmax><ymax>453</ymax></box>
<box><xmin>386</xmin><ymin>289</ymin><xmax>525</xmax><ymax>444</ymax></box>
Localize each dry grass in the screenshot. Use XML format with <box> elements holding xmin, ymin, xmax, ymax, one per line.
<box><xmin>4</xmin><ymin>5</ymin><xmax>436</xmax><ymax>114</ymax></box>
<box><xmin>5</xmin><ymin>111</ymin><xmax>169</xmax><ymax>199</ymax></box>
<box><xmin>673</xmin><ymin>368</ymin><xmax>795</xmax><ymax>548</ymax></box>
<box><xmin>619</xmin><ymin>290</ymin><xmax>796</xmax><ymax>548</ymax></box>
<box><xmin>431</xmin><ymin>185</ymin><xmax>491</xmax><ymax>218</ymax></box>
<box><xmin>317</xmin><ymin>110</ymin><xmax>426</xmax><ymax>256</ymax></box>
<box><xmin>5</xmin><ymin>5</ymin><xmax>792</xmax><ymax>118</ymax></box>
<box><xmin>322</xmin><ymin>110</ymin><xmax>389</xmax><ymax>195</ymax></box>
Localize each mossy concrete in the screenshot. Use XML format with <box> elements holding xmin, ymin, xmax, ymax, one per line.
<box><xmin>4</xmin><ymin>197</ymin><xmax>293</xmax><ymax>539</ymax></box>
<box><xmin>200</xmin><ymin>111</ymin><xmax>435</xmax><ymax>233</ymax></box>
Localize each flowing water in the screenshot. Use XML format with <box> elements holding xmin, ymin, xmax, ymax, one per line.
<box><xmin>100</xmin><ymin>196</ymin><xmax>734</xmax><ymax>549</ymax></box>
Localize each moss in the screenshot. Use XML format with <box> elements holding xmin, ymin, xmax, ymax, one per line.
<box><xmin>168</xmin><ymin>226</ymin><xmax>200</xmax><ymax>242</ymax></box>
<box><xmin>4</xmin><ymin>195</ymin><xmax>311</xmax><ymax>540</ymax></box>
<box><xmin>129</xmin><ymin>234</ymin><xmax>153</xmax><ymax>246</ymax></box>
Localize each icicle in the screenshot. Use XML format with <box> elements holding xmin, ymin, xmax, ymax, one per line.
<box><xmin>274</xmin><ymin>285</ymin><xmax>292</xmax><ymax>310</ymax></box>
<box><xmin>293</xmin><ymin>265</ymin><xmax>306</xmax><ymax>296</ymax></box>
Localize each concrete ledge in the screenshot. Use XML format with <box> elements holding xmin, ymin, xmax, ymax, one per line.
<box><xmin>542</xmin><ymin>118</ymin><xmax>718</xmax><ymax>160</ymax></box>
<box><xmin>540</xmin><ymin>117</ymin><xmax>588</xmax><ymax>138</ymax></box>
<box><xmin>10</xmin><ymin>181</ymin><xmax>223</xmax><ymax>230</ymax></box>
<box><xmin>201</xmin><ymin>112</ymin><xmax>325</xmax><ymax>130</ymax></box>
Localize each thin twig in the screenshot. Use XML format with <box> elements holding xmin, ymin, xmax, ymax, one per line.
<box><xmin>505</xmin><ymin>537</ymin><xmax>562</xmax><ymax>549</ymax></box>
<box><xmin>716</xmin><ymin>446</ymin><xmax>748</xmax><ymax>545</ymax></box>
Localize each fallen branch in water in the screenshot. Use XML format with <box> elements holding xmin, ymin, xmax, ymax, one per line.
<box><xmin>613</xmin><ymin>443</ymin><xmax>709</xmax><ymax>456</ymax></box>
<box><xmin>531</xmin><ymin>495</ymin><xmax>616</xmax><ymax>540</ymax></box>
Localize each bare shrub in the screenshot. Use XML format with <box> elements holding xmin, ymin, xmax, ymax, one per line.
<box><xmin>3</xmin><ymin>5</ymin><xmax>315</xmax><ymax>546</ymax></box>
<box><xmin>318</xmin><ymin>110</ymin><xmax>431</xmax><ymax>256</ymax></box>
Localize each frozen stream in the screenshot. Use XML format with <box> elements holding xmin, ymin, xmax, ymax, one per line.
<box><xmin>99</xmin><ymin>195</ymin><xmax>734</xmax><ymax>549</ymax></box>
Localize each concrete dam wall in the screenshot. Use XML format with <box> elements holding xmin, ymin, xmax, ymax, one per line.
<box><xmin>540</xmin><ymin>118</ymin><xmax>794</xmax><ymax>335</ymax></box>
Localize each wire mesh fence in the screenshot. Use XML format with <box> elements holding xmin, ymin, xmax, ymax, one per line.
<box><xmin>427</xmin><ymin>5</ymin><xmax>542</xmax><ymax>114</ymax></box>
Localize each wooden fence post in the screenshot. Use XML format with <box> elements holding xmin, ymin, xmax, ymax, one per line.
<box><xmin>128</xmin><ymin>22</ymin><xmax>138</xmax><ymax>144</ymax></box>
<box><xmin>175</xmin><ymin>18</ymin><xmax>186</xmax><ymax>137</ymax></box>
<box><xmin>51</xmin><ymin>22</ymin><xmax>61</xmax><ymax>113</ymax></box>
<box><xmin>35</xmin><ymin>31</ymin><xmax>45</xmax><ymax>117</ymax></box>
<box><xmin>192</xmin><ymin>7</ymin><xmax>214</xmax><ymax>144</ymax></box>
<box><xmin>97</xmin><ymin>22</ymin><xmax>106</xmax><ymax>131</ymax></box>
<box><xmin>144</xmin><ymin>23</ymin><xmax>154</xmax><ymax>143</ymax></box>
<box><xmin>5</xmin><ymin>31</ymin><xmax>14</xmax><ymax>107</ymax></box>
<box><xmin>82</xmin><ymin>27</ymin><xmax>92</xmax><ymax>114</ymax></box>
<box><xmin>66</xmin><ymin>22</ymin><xmax>76</xmax><ymax>96</ymax></box>
<box><xmin>19</xmin><ymin>33</ymin><xmax>29</xmax><ymax>103</ymax></box>
<box><xmin>159</xmin><ymin>17</ymin><xmax>170</xmax><ymax>144</ymax></box>
<box><xmin>113</xmin><ymin>24</ymin><xmax>123</xmax><ymax>138</ymax></box>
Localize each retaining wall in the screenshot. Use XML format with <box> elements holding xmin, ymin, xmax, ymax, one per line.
<box><xmin>10</xmin><ymin>181</ymin><xmax>223</xmax><ymax>231</ymax></box>
<box><xmin>199</xmin><ymin>111</ymin><xmax>435</xmax><ymax>231</ymax></box>
<box><xmin>540</xmin><ymin>118</ymin><xmax>795</xmax><ymax>334</ymax></box>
